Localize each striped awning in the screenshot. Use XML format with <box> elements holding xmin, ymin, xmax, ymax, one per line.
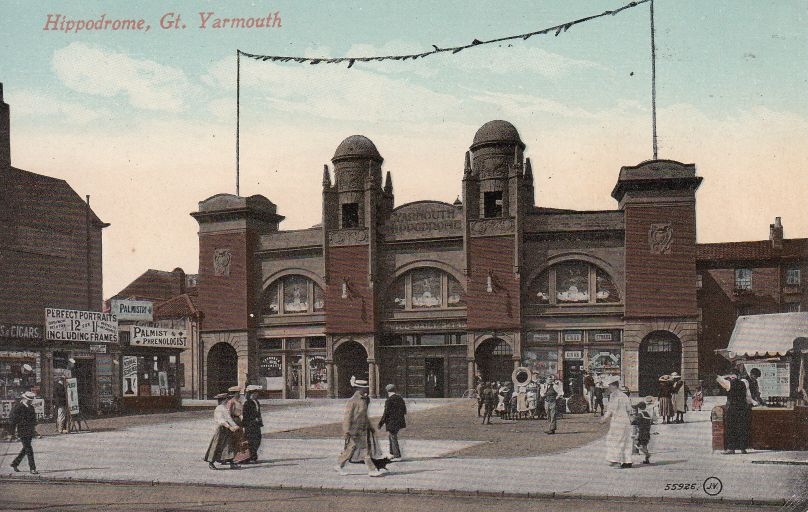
<box><xmin>718</xmin><ymin>312</ymin><xmax>808</xmax><ymax>360</ymax></box>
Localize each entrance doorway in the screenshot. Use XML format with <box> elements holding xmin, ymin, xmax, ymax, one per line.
<box><xmin>638</xmin><ymin>331</ymin><xmax>682</xmax><ymax>396</ymax></box>
<box><xmin>72</xmin><ymin>358</ymin><xmax>95</xmax><ymax>413</ymax></box>
<box><xmin>562</xmin><ymin>359</ymin><xmax>584</xmax><ymax>396</ymax></box>
<box><xmin>286</xmin><ymin>355</ymin><xmax>302</xmax><ymax>399</ymax></box>
<box><xmin>424</xmin><ymin>358</ymin><xmax>444</xmax><ymax>398</ymax></box>
<box><xmin>333</xmin><ymin>341</ymin><xmax>367</xmax><ymax>398</ymax></box>
<box><xmin>475</xmin><ymin>338</ymin><xmax>513</xmax><ymax>384</ymax></box>
<box><xmin>207</xmin><ymin>343</ymin><xmax>238</xmax><ymax>398</ymax></box>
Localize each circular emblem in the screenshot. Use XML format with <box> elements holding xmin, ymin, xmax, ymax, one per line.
<box><xmin>703</xmin><ymin>476</ymin><xmax>723</xmax><ymax>496</ymax></box>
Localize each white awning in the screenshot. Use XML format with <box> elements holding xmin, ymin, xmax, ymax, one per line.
<box><xmin>718</xmin><ymin>312</ymin><xmax>808</xmax><ymax>361</ymax></box>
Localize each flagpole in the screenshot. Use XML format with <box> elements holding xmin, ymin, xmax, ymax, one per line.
<box><xmin>650</xmin><ymin>0</ymin><xmax>658</xmax><ymax>160</ymax></box>
<box><xmin>236</xmin><ymin>49</ymin><xmax>241</xmax><ymax>197</ymax></box>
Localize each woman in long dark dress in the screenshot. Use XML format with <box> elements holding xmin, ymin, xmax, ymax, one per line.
<box><xmin>204</xmin><ymin>393</ymin><xmax>240</xmax><ymax>469</ymax></box>
<box><xmin>717</xmin><ymin>369</ymin><xmax>753</xmax><ymax>454</ymax></box>
<box><xmin>657</xmin><ymin>375</ymin><xmax>674</xmax><ymax>424</ymax></box>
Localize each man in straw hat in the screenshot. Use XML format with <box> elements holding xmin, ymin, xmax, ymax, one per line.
<box><xmin>335</xmin><ymin>376</ymin><xmax>384</xmax><ymax>477</ymax></box>
<box><xmin>600</xmin><ymin>377</ymin><xmax>634</xmax><ymax>468</ymax></box>
<box><xmin>242</xmin><ymin>385</ymin><xmax>264</xmax><ymax>462</ymax></box>
<box><xmin>10</xmin><ymin>391</ymin><xmax>39</xmax><ymax>474</ymax></box>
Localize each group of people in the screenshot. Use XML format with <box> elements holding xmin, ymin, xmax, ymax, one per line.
<box><xmin>475</xmin><ymin>377</ymin><xmax>566</xmax><ymax>434</ymax></box>
<box><xmin>203</xmin><ymin>384</ymin><xmax>264</xmax><ymax>469</ymax></box>
<box><xmin>656</xmin><ymin>372</ymin><xmax>690</xmax><ymax>424</ymax></box>
<box><xmin>335</xmin><ymin>377</ymin><xmax>407</xmax><ymax>477</ymax></box>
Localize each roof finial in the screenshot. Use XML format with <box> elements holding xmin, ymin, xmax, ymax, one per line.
<box><xmin>384</xmin><ymin>171</ymin><xmax>393</xmax><ymax>194</ymax></box>
<box><xmin>464</xmin><ymin>151</ymin><xmax>471</xmax><ymax>176</ymax></box>
<box><xmin>321</xmin><ymin>164</ymin><xmax>331</xmax><ymax>188</ymax></box>
<box><xmin>524</xmin><ymin>158</ymin><xmax>533</xmax><ymax>182</ymax></box>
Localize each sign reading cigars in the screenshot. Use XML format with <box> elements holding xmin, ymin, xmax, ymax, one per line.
<box><xmin>130</xmin><ymin>325</ymin><xmax>188</xmax><ymax>348</ymax></box>
<box><xmin>110</xmin><ymin>299</ymin><xmax>153</xmax><ymax>321</ymax></box>
<box><xmin>45</xmin><ymin>308</ymin><xmax>118</xmax><ymax>343</ymax></box>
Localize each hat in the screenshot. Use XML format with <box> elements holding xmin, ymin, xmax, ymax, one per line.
<box><xmin>670</xmin><ymin>372</ymin><xmax>680</xmax><ymax>379</ymax></box>
<box><xmin>22</xmin><ymin>364</ymin><xmax>33</xmax><ymax>372</ymax></box>
<box><xmin>385</xmin><ymin>384</ymin><xmax>396</xmax><ymax>392</ymax></box>
<box><xmin>659</xmin><ymin>375</ymin><xmax>671</xmax><ymax>382</ymax></box>
<box><xmin>227</xmin><ymin>385</ymin><xmax>241</xmax><ymax>393</ymax></box>
<box><xmin>605</xmin><ymin>376</ymin><xmax>620</xmax><ymax>387</ymax></box>
<box><xmin>214</xmin><ymin>392</ymin><xmax>229</xmax><ymax>400</ymax></box>
<box><xmin>644</xmin><ymin>395</ymin><xmax>655</xmax><ymax>404</ymax></box>
<box><xmin>350</xmin><ymin>376</ymin><xmax>369</xmax><ymax>388</ymax></box>
<box><xmin>245</xmin><ymin>385</ymin><xmax>262</xmax><ymax>392</ymax></box>
<box><xmin>22</xmin><ymin>391</ymin><xmax>36</xmax><ymax>400</ymax></box>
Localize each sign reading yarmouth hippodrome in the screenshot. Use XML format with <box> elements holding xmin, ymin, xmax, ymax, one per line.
<box><xmin>45</xmin><ymin>308</ymin><xmax>119</xmax><ymax>342</ymax></box>
<box><xmin>130</xmin><ymin>326</ymin><xmax>188</xmax><ymax>348</ymax></box>
<box><xmin>110</xmin><ymin>299</ymin><xmax>154</xmax><ymax>321</ymax></box>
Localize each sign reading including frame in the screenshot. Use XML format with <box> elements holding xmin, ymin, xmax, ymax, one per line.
<box><xmin>130</xmin><ymin>325</ymin><xmax>188</xmax><ymax>349</ymax></box>
<box><xmin>110</xmin><ymin>299</ymin><xmax>154</xmax><ymax>321</ymax></box>
<box><xmin>45</xmin><ymin>308</ymin><xmax>118</xmax><ymax>343</ymax></box>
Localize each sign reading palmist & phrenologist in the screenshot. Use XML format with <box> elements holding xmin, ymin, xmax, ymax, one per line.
<box><xmin>45</xmin><ymin>308</ymin><xmax>119</xmax><ymax>343</ymax></box>
<box><xmin>130</xmin><ymin>325</ymin><xmax>188</xmax><ymax>348</ymax></box>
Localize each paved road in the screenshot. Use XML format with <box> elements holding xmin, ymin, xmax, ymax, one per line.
<box><xmin>1</xmin><ymin>397</ymin><xmax>806</xmax><ymax>506</ymax></box>
<box><xmin>0</xmin><ymin>479</ymin><xmax>789</xmax><ymax>511</ymax></box>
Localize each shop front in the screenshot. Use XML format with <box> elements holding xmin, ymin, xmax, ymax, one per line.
<box><xmin>120</xmin><ymin>325</ymin><xmax>186</xmax><ymax>410</ymax></box>
<box><xmin>717</xmin><ymin>312</ymin><xmax>808</xmax><ymax>451</ymax></box>
<box><xmin>378</xmin><ymin>332</ymin><xmax>468</xmax><ymax>398</ymax></box>
<box><xmin>258</xmin><ymin>336</ymin><xmax>328</xmax><ymax>399</ymax></box>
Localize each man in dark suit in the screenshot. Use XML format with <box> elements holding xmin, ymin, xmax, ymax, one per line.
<box><xmin>241</xmin><ymin>385</ymin><xmax>264</xmax><ymax>462</ymax></box>
<box><xmin>10</xmin><ymin>391</ymin><xmax>39</xmax><ymax>474</ymax></box>
<box><xmin>378</xmin><ymin>384</ymin><xmax>407</xmax><ymax>461</ymax></box>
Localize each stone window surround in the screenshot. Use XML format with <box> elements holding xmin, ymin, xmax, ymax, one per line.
<box><xmin>390</xmin><ymin>269</ymin><xmax>466</xmax><ymax>311</ymax></box>
<box><xmin>263</xmin><ymin>276</ymin><xmax>325</xmax><ymax>316</ymax></box>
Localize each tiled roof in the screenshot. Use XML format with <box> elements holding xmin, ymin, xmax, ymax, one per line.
<box><xmin>109</xmin><ymin>269</ymin><xmax>186</xmax><ymax>302</ymax></box>
<box><xmin>697</xmin><ymin>239</ymin><xmax>808</xmax><ymax>262</ymax></box>
<box><xmin>154</xmin><ymin>291</ymin><xmax>200</xmax><ymax>319</ymax></box>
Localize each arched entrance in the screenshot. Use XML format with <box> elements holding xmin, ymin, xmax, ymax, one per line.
<box><xmin>475</xmin><ymin>338</ymin><xmax>513</xmax><ymax>384</ymax></box>
<box><xmin>207</xmin><ymin>343</ymin><xmax>238</xmax><ymax>398</ymax></box>
<box><xmin>333</xmin><ymin>341</ymin><xmax>368</xmax><ymax>398</ymax></box>
<box><xmin>639</xmin><ymin>331</ymin><xmax>682</xmax><ymax>396</ymax></box>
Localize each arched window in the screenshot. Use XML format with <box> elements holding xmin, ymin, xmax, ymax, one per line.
<box><xmin>387</xmin><ymin>268</ymin><xmax>465</xmax><ymax>311</ymax></box>
<box><xmin>262</xmin><ymin>275</ymin><xmax>325</xmax><ymax>315</ymax></box>
<box><xmin>527</xmin><ymin>262</ymin><xmax>620</xmax><ymax>306</ymax></box>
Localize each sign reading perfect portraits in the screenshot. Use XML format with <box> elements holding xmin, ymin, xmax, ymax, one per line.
<box><xmin>110</xmin><ymin>299</ymin><xmax>153</xmax><ymax>321</ymax></box>
<box><xmin>45</xmin><ymin>308</ymin><xmax>118</xmax><ymax>343</ymax></box>
<box><xmin>130</xmin><ymin>326</ymin><xmax>188</xmax><ymax>348</ymax></box>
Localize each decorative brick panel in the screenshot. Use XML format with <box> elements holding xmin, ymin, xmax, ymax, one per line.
<box><xmin>325</xmin><ymin>245</ymin><xmax>374</xmax><ymax>333</ymax></box>
<box><xmin>466</xmin><ymin>236</ymin><xmax>520</xmax><ymax>330</ymax></box>
<box><xmin>198</xmin><ymin>231</ymin><xmax>249</xmax><ymax>331</ymax></box>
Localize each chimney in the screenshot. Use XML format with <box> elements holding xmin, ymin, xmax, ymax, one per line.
<box><xmin>770</xmin><ymin>216</ymin><xmax>783</xmax><ymax>250</ymax></box>
<box><xmin>0</xmin><ymin>83</ymin><xmax>10</xmax><ymax>169</ymax></box>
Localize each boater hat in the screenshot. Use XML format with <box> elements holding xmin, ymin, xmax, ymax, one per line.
<box><xmin>245</xmin><ymin>385</ymin><xmax>262</xmax><ymax>392</ymax></box>
<box><xmin>22</xmin><ymin>391</ymin><xmax>36</xmax><ymax>400</ymax></box>
<box><xmin>214</xmin><ymin>392</ymin><xmax>229</xmax><ymax>400</ymax></box>
<box><xmin>227</xmin><ymin>385</ymin><xmax>241</xmax><ymax>393</ymax></box>
<box><xmin>385</xmin><ymin>384</ymin><xmax>396</xmax><ymax>392</ymax></box>
<box><xmin>670</xmin><ymin>372</ymin><xmax>681</xmax><ymax>379</ymax></box>
<box><xmin>659</xmin><ymin>375</ymin><xmax>671</xmax><ymax>382</ymax></box>
<box><xmin>350</xmin><ymin>376</ymin><xmax>369</xmax><ymax>388</ymax></box>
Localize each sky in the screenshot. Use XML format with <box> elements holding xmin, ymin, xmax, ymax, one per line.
<box><xmin>1</xmin><ymin>1</ymin><xmax>807</xmax><ymax>299</ymax></box>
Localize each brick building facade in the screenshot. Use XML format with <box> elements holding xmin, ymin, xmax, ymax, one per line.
<box><xmin>192</xmin><ymin>120</ymin><xmax>717</xmax><ymax>399</ymax></box>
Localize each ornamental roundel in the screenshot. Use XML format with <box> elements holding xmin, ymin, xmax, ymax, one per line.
<box><xmin>649</xmin><ymin>223</ymin><xmax>673</xmax><ymax>255</ymax></box>
<box><xmin>213</xmin><ymin>248</ymin><xmax>233</xmax><ymax>276</ymax></box>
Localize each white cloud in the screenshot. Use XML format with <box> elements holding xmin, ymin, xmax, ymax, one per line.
<box><xmin>450</xmin><ymin>45</ymin><xmax>608</xmax><ymax>77</ymax></box>
<box><xmin>7</xmin><ymin>89</ymin><xmax>106</xmax><ymax>125</ymax></box>
<box><xmin>52</xmin><ymin>42</ymin><xmax>191</xmax><ymax>112</ymax></box>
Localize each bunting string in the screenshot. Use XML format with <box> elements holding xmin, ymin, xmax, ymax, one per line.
<box><xmin>239</xmin><ymin>0</ymin><xmax>649</xmax><ymax>68</ymax></box>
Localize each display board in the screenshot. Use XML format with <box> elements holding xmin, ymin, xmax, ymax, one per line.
<box><xmin>743</xmin><ymin>362</ymin><xmax>790</xmax><ymax>400</ymax></box>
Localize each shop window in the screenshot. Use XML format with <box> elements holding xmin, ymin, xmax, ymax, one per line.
<box><xmin>286</xmin><ymin>338</ymin><xmax>303</xmax><ymax>350</ymax></box>
<box><xmin>308</xmin><ymin>337</ymin><xmax>326</xmax><ymax>349</ymax></box>
<box><xmin>483</xmin><ymin>191</ymin><xmax>503</xmax><ymax>218</ymax></box>
<box><xmin>522</xmin><ymin>349</ymin><xmax>559</xmax><ymax>378</ymax></box>
<box><xmin>341</xmin><ymin>203</ymin><xmax>360</xmax><ymax>228</ymax></box>
<box><xmin>387</xmin><ymin>268</ymin><xmax>466</xmax><ymax>312</ymax></box>
<box><xmin>308</xmin><ymin>355</ymin><xmax>328</xmax><ymax>391</ymax></box>
<box><xmin>124</xmin><ymin>354</ymin><xmax>175</xmax><ymax>397</ymax></box>
<box><xmin>261</xmin><ymin>339</ymin><xmax>283</xmax><ymax>350</ymax></box>
<box><xmin>786</xmin><ymin>266</ymin><xmax>801</xmax><ymax>286</ymax></box>
<box><xmin>262</xmin><ymin>276</ymin><xmax>325</xmax><ymax>316</ymax></box>
<box><xmin>595</xmin><ymin>268</ymin><xmax>620</xmax><ymax>303</ymax></box>
<box><xmin>259</xmin><ymin>356</ymin><xmax>283</xmax><ymax>391</ymax></box>
<box><xmin>784</xmin><ymin>302</ymin><xmax>801</xmax><ymax>313</ymax></box>
<box><xmin>0</xmin><ymin>352</ymin><xmax>41</xmax><ymax>401</ymax></box>
<box><xmin>735</xmin><ymin>268</ymin><xmax>753</xmax><ymax>290</ymax></box>
<box><xmin>587</xmin><ymin>348</ymin><xmax>621</xmax><ymax>377</ymax></box>
<box><xmin>556</xmin><ymin>261</ymin><xmax>589</xmax><ymax>303</ymax></box>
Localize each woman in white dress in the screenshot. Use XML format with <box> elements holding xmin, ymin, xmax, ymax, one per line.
<box><xmin>600</xmin><ymin>378</ymin><xmax>634</xmax><ymax>468</ymax></box>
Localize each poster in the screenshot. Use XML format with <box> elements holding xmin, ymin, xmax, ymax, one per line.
<box><xmin>743</xmin><ymin>362</ymin><xmax>790</xmax><ymax>400</ymax></box>
<box><xmin>307</xmin><ymin>355</ymin><xmax>327</xmax><ymax>390</ymax></box>
<box><xmin>122</xmin><ymin>355</ymin><xmax>138</xmax><ymax>396</ymax></box>
<box><xmin>65</xmin><ymin>377</ymin><xmax>80</xmax><ymax>415</ymax></box>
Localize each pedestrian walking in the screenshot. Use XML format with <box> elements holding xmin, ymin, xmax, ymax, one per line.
<box><xmin>476</xmin><ymin>379</ymin><xmax>484</xmax><ymax>417</ymax></box>
<box><xmin>226</xmin><ymin>386</ymin><xmax>251</xmax><ymax>464</ymax></box>
<box><xmin>204</xmin><ymin>393</ymin><xmax>241</xmax><ymax>470</ymax></box>
<box><xmin>9</xmin><ymin>391</ymin><xmax>39</xmax><ymax>474</ymax></box>
<box><xmin>241</xmin><ymin>385</ymin><xmax>264</xmax><ymax>463</ymax></box>
<box><xmin>335</xmin><ymin>377</ymin><xmax>385</xmax><ymax>477</ymax></box>
<box><xmin>53</xmin><ymin>377</ymin><xmax>68</xmax><ymax>434</ymax></box>
<box><xmin>631</xmin><ymin>401</ymin><xmax>654</xmax><ymax>464</ymax></box>
<box><xmin>601</xmin><ymin>378</ymin><xmax>634</xmax><ymax>468</ymax></box>
<box><xmin>543</xmin><ymin>378</ymin><xmax>562</xmax><ymax>434</ymax></box>
<box><xmin>717</xmin><ymin>368</ymin><xmax>756</xmax><ymax>454</ymax></box>
<box><xmin>378</xmin><ymin>383</ymin><xmax>407</xmax><ymax>461</ymax></box>
<box><xmin>657</xmin><ymin>374</ymin><xmax>674</xmax><ymax>424</ymax></box>
<box><xmin>583</xmin><ymin>371</ymin><xmax>596</xmax><ymax>412</ymax></box>
<box><xmin>691</xmin><ymin>385</ymin><xmax>704</xmax><ymax>411</ymax></box>
<box><xmin>593</xmin><ymin>381</ymin><xmax>605</xmax><ymax>416</ymax></box>
<box><xmin>480</xmin><ymin>382</ymin><xmax>496</xmax><ymax>425</ymax></box>
<box><xmin>671</xmin><ymin>373</ymin><xmax>689</xmax><ymax>423</ymax></box>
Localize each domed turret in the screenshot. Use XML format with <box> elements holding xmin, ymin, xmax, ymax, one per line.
<box><xmin>471</xmin><ymin>120</ymin><xmax>525</xmax><ymax>150</ymax></box>
<box><xmin>332</xmin><ymin>135</ymin><xmax>383</xmax><ymax>163</ymax></box>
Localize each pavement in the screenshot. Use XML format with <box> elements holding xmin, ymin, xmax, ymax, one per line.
<box><xmin>1</xmin><ymin>396</ymin><xmax>807</xmax><ymax>506</ymax></box>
